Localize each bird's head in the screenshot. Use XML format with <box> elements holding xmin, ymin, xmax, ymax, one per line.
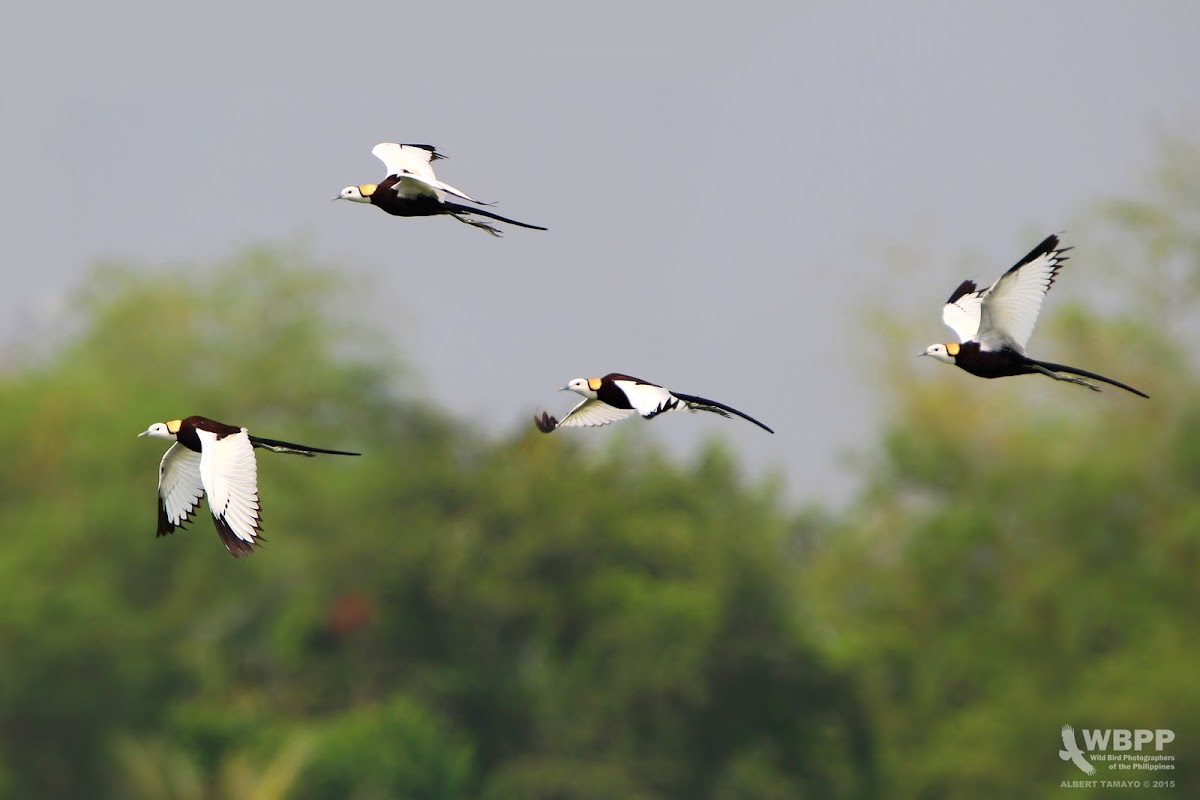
<box><xmin>920</xmin><ymin>342</ymin><xmax>960</xmax><ymax>365</ymax></box>
<box><xmin>334</xmin><ymin>184</ymin><xmax>375</xmax><ymax>202</ymax></box>
<box><xmin>138</xmin><ymin>420</ymin><xmax>181</xmax><ymax>441</ymax></box>
<box><xmin>563</xmin><ymin>377</ymin><xmax>599</xmax><ymax>399</ymax></box>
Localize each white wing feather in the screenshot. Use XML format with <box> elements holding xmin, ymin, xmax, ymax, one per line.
<box><xmin>372</xmin><ymin>142</ymin><xmax>483</xmax><ymax>204</ymax></box>
<box><xmin>198</xmin><ymin>429</ymin><xmax>261</xmax><ymax>545</ymax></box>
<box><xmin>942</xmin><ymin>286</ymin><xmax>984</xmax><ymax>343</ymax></box>
<box><xmin>390</xmin><ymin>175</ymin><xmax>447</xmax><ymax>203</ymax></box>
<box><xmin>428</xmin><ymin>178</ymin><xmax>482</xmax><ymax>204</ymax></box>
<box><xmin>554</xmin><ymin>397</ymin><xmax>636</xmax><ymax>428</ymax></box>
<box><xmin>158</xmin><ymin>442</ymin><xmax>204</xmax><ymax>527</ymax></box>
<box><xmin>976</xmin><ymin>246</ymin><xmax>1065</xmax><ymax>353</ymax></box>
<box><xmin>390</xmin><ymin>174</ymin><xmax>481</xmax><ymax>204</ymax></box>
<box><xmin>372</xmin><ymin>143</ymin><xmax>439</xmax><ymax>181</ymax></box>
<box><xmin>612</xmin><ymin>380</ymin><xmax>681</xmax><ymax>418</ymax></box>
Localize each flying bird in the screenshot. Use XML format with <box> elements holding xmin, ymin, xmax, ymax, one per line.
<box><xmin>138</xmin><ymin>416</ymin><xmax>360</xmax><ymax>557</ymax></box>
<box><xmin>920</xmin><ymin>234</ymin><xmax>1148</xmax><ymax>398</ymax></box>
<box><xmin>334</xmin><ymin>143</ymin><xmax>546</xmax><ymax>236</ymax></box>
<box><xmin>1059</xmin><ymin>725</ymin><xmax>1097</xmax><ymax>775</ymax></box>
<box><xmin>534</xmin><ymin>373</ymin><xmax>774</xmax><ymax>433</ymax></box>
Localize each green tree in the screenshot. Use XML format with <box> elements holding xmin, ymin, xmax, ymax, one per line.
<box><xmin>800</xmin><ymin>141</ymin><xmax>1200</xmax><ymax>798</ymax></box>
<box><xmin>0</xmin><ymin>248</ymin><xmax>870</xmax><ymax>798</ymax></box>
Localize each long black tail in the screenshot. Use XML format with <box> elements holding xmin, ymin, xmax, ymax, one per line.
<box><xmin>1032</xmin><ymin>359</ymin><xmax>1149</xmax><ymax>398</ymax></box>
<box><xmin>672</xmin><ymin>391</ymin><xmax>775</xmax><ymax>433</ymax></box>
<box><xmin>445</xmin><ymin>202</ymin><xmax>547</xmax><ymax>231</ymax></box>
<box><xmin>250</xmin><ymin>435</ymin><xmax>362</xmax><ymax>457</ymax></box>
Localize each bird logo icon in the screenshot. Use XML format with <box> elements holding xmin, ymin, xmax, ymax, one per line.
<box><xmin>1059</xmin><ymin>725</ymin><xmax>1097</xmax><ymax>775</ymax></box>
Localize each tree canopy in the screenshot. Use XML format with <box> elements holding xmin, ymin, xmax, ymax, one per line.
<box><xmin>0</xmin><ymin>145</ymin><xmax>1197</xmax><ymax>799</ymax></box>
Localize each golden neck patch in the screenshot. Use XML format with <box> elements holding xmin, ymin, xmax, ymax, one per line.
<box><xmin>946</xmin><ymin>342</ymin><xmax>961</xmax><ymax>356</ymax></box>
<box><xmin>359</xmin><ymin>183</ymin><xmax>377</xmax><ymax>197</ymax></box>
<box><xmin>166</xmin><ymin>419</ymin><xmax>182</xmax><ymax>434</ymax></box>
<box><xmin>587</xmin><ymin>377</ymin><xmax>603</xmax><ymax>392</ymax></box>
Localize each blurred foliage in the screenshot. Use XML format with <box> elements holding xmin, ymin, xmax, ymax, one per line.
<box><xmin>0</xmin><ymin>250</ymin><xmax>868</xmax><ymax>798</ymax></box>
<box><xmin>802</xmin><ymin>140</ymin><xmax>1200</xmax><ymax>799</ymax></box>
<box><xmin>1086</xmin><ymin>134</ymin><xmax>1200</xmax><ymax>332</ymax></box>
<box><xmin>1</xmin><ymin>142</ymin><xmax>1198</xmax><ymax>799</ymax></box>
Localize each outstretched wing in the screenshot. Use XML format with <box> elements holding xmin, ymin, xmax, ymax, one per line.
<box><xmin>1059</xmin><ymin>725</ymin><xmax>1097</xmax><ymax>775</ymax></box>
<box><xmin>197</xmin><ymin>428</ymin><xmax>262</xmax><ymax>558</ymax></box>
<box><xmin>535</xmin><ymin>398</ymin><xmax>635</xmax><ymax>432</ymax></box>
<box><xmin>372</xmin><ymin>143</ymin><xmax>442</xmax><ymax>181</ymax></box>
<box><xmin>942</xmin><ymin>279</ymin><xmax>984</xmax><ymax>343</ymax></box>
<box><xmin>976</xmin><ymin>234</ymin><xmax>1069</xmax><ymax>353</ymax></box>
<box><xmin>386</xmin><ymin>174</ymin><xmax>445</xmax><ymax>203</ymax></box>
<box><xmin>372</xmin><ymin>142</ymin><xmax>484</xmax><ymax>204</ymax></box>
<box><xmin>613</xmin><ymin>379</ymin><xmax>682</xmax><ymax>418</ymax></box>
<box><xmin>157</xmin><ymin>442</ymin><xmax>205</xmax><ymax>536</ymax></box>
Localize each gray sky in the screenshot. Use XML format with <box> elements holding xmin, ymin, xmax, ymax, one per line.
<box><xmin>3</xmin><ymin>1</ymin><xmax>1197</xmax><ymax>504</ymax></box>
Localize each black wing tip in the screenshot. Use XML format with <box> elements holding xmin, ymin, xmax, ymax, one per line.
<box><xmin>1034</xmin><ymin>232</ymin><xmax>1065</xmax><ymax>255</ymax></box>
<box><xmin>157</xmin><ymin>501</ymin><xmax>196</xmax><ymax>537</ymax></box>
<box><xmin>946</xmin><ymin>279</ymin><xmax>979</xmax><ymax>305</ymax></box>
<box><xmin>534</xmin><ymin>411</ymin><xmax>559</xmax><ymax>433</ymax></box>
<box><xmin>215</xmin><ymin>521</ymin><xmax>263</xmax><ymax>558</ymax></box>
<box><xmin>211</xmin><ymin>511</ymin><xmax>264</xmax><ymax>558</ymax></box>
<box><xmin>223</xmin><ymin>540</ymin><xmax>259</xmax><ymax>558</ymax></box>
<box><xmin>400</xmin><ymin>143</ymin><xmax>444</xmax><ymax>159</ymax></box>
<box><xmin>1016</xmin><ymin>233</ymin><xmax>1072</xmax><ymax>270</ymax></box>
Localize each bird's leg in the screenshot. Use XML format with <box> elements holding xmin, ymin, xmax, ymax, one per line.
<box><xmin>1029</xmin><ymin>363</ymin><xmax>1101</xmax><ymax>392</ymax></box>
<box><xmin>451</xmin><ymin>213</ymin><xmax>503</xmax><ymax>237</ymax></box>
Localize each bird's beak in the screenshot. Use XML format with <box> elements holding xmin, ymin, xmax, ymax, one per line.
<box><xmin>559</xmin><ymin>386</ymin><xmax>571</xmax><ymax>392</ymax></box>
<box><xmin>137</xmin><ymin>430</ymin><xmax>149</xmax><ymax>438</ymax></box>
<box><xmin>917</xmin><ymin>352</ymin><xmax>928</xmax><ymax>358</ymax></box>
<box><xmin>331</xmin><ymin>195</ymin><xmax>342</xmax><ymax>201</ymax></box>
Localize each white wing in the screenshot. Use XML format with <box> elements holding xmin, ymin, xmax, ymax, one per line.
<box><xmin>197</xmin><ymin>428</ymin><xmax>262</xmax><ymax>555</ymax></box>
<box><xmin>390</xmin><ymin>175</ymin><xmax>447</xmax><ymax>203</ymax></box>
<box><xmin>158</xmin><ymin>442</ymin><xmax>204</xmax><ymax>530</ymax></box>
<box><xmin>612</xmin><ymin>380</ymin><xmax>682</xmax><ymax>418</ymax></box>
<box><xmin>554</xmin><ymin>397</ymin><xmax>636</xmax><ymax>428</ymax></box>
<box><xmin>388</xmin><ymin>174</ymin><xmax>482</xmax><ymax>205</ymax></box>
<box><xmin>372</xmin><ymin>143</ymin><xmax>440</xmax><ymax>181</ymax></box>
<box><xmin>941</xmin><ymin>280</ymin><xmax>984</xmax><ymax>343</ymax></box>
<box><xmin>372</xmin><ymin>142</ymin><xmax>483</xmax><ymax>204</ymax></box>
<box><xmin>428</xmin><ymin>177</ymin><xmax>483</xmax><ymax>204</ymax></box>
<box><xmin>976</xmin><ymin>235</ymin><xmax>1068</xmax><ymax>353</ymax></box>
